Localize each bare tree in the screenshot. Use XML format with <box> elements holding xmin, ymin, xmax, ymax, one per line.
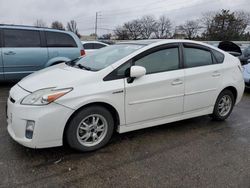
<box><xmin>99</xmin><ymin>33</ymin><xmax>112</xmax><ymax>40</ymax></box>
<box><xmin>51</xmin><ymin>21</ymin><xmax>65</xmax><ymax>30</ymax></box>
<box><xmin>34</xmin><ymin>19</ymin><xmax>47</xmax><ymax>27</ymax></box>
<box><xmin>140</xmin><ymin>15</ymin><xmax>157</xmax><ymax>39</ymax></box>
<box><xmin>123</xmin><ymin>19</ymin><xmax>142</xmax><ymax>40</ymax></box>
<box><xmin>67</xmin><ymin>20</ymin><xmax>81</xmax><ymax>38</ymax></box>
<box><xmin>178</xmin><ymin>20</ymin><xmax>201</xmax><ymax>39</ymax></box>
<box><xmin>154</xmin><ymin>15</ymin><xmax>172</xmax><ymax>39</ymax></box>
<box><xmin>114</xmin><ymin>26</ymin><xmax>129</xmax><ymax>40</ymax></box>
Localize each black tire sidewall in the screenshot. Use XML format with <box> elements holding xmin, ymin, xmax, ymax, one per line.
<box><xmin>212</xmin><ymin>90</ymin><xmax>235</xmax><ymax>121</ymax></box>
<box><xmin>66</xmin><ymin>106</ymin><xmax>114</xmax><ymax>152</ymax></box>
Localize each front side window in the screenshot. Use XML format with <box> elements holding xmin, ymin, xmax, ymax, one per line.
<box><xmin>4</xmin><ymin>29</ymin><xmax>41</xmax><ymax>47</ymax></box>
<box><xmin>46</xmin><ymin>31</ymin><xmax>77</xmax><ymax>47</ymax></box>
<box><xmin>134</xmin><ymin>47</ymin><xmax>179</xmax><ymax>74</ymax></box>
<box><xmin>184</xmin><ymin>47</ymin><xmax>213</xmax><ymax>68</ymax></box>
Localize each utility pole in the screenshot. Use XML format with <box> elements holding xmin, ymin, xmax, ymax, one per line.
<box><xmin>94</xmin><ymin>12</ymin><xmax>101</xmax><ymax>40</ymax></box>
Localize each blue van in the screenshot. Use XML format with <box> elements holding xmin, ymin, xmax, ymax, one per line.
<box><xmin>0</xmin><ymin>25</ymin><xmax>84</xmax><ymax>81</ymax></box>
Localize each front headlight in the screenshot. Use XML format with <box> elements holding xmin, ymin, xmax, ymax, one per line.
<box><xmin>21</xmin><ymin>88</ymin><xmax>72</xmax><ymax>105</ymax></box>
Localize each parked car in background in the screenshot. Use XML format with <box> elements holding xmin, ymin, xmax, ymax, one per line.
<box><xmin>243</xmin><ymin>62</ymin><xmax>250</xmax><ymax>88</ymax></box>
<box><xmin>0</xmin><ymin>24</ymin><xmax>84</xmax><ymax>81</ymax></box>
<box><xmin>243</xmin><ymin>46</ymin><xmax>250</xmax><ymax>59</ymax></box>
<box><xmin>81</xmin><ymin>41</ymin><xmax>108</xmax><ymax>55</ymax></box>
<box><xmin>7</xmin><ymin>40</ymin><xmax>244</xmax><ymax>152</ymax></box>
<box><xmin>242</xmin><ymin>46</ymin><xmax>250</xmax><ymax>88</ymax></box>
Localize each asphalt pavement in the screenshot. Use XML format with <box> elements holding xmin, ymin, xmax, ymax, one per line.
<box><xmin>0</xmin><ymin>83</ymin><xmax>250</xmax><ymax>188</ymax></box>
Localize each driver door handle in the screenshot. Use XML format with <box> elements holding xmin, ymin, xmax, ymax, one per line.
<box><xmin>4</xmin><ymin>51</ymin><xmax>16</xmax><ymax>55</ymax></box>
<box><xmin>171</xmin><ymin>79</ymin><xmax>183</xmax><ymax>86</ymax></box>
<box><xmin>212</xmin><ymin>71</ymin><xmax>221</xmax><ymax>77</ymax></box>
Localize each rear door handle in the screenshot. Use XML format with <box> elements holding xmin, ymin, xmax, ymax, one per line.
<box><xmin>4</xmin><ymin>51</ymin><xmax>16</xmax><ymax>55</ymax></box>
<box><xmin>212</xmin><ymin>71</ymin><xmax>221</xmax><ymax>77</ymax></box>
<box><xmin>171</xmin><ymin>79</ymin><xmax>183</xmax><ymax>86</ymax></box>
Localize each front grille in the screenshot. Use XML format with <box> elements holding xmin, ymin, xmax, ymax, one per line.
<box><xmin>10</xmin><ymin>97</ymin><xmax>16</xmax><ymax>104</ymax></box>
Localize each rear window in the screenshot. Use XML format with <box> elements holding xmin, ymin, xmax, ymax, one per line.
<box><xmin>4</xmin><ymin>29</ymin><xmax>41</xmax><ymax>47</ymax></box>
<box><xmin>83</xmin><ymin>43</ymin><xmax>93</xmax><ymax>49</ymax></box>
<box><xmin>46</xmin><ymin>31</ymin><xmax>77</xmax><ymax>47</ymax></box>
<box><xmin>93</xmin><ymin>43</ymin><xmax>106</xmax><ymax>49</ymax></box>
<box><xmin>212</xmin><ymin>49</ymin><xmax>225</xmax><ymax>64</ymax></box>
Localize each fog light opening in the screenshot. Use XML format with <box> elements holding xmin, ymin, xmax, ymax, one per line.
<box><xmin>25</xmin><ymin>120</ymin><xmax>35</xmax><ymax>139</ymax></box>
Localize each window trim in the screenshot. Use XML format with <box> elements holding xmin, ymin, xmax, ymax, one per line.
<box><xmin>182</xmin><ymin>43</ymin><xmax>215</xmax><ymax>68</ymax></box>
<box><xmin>3</xmin><ymin>28</ymin><xmax>42</xmax><ymax>48</ymax></box>
<box><xmin>45</xmin><ymin>31</ymin><xmax>77</xmax><ymax>48</ymax></box>
<box><xmin>104</xmin><ymin>43</ymin><xmax>182</xmax><ymax>81</ymax></box>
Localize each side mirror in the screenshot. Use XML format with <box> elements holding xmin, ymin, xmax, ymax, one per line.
<box><xmin>130</xmin><ymin>66</ymin><xmax>146</xmax><ymax>78</ymax></box>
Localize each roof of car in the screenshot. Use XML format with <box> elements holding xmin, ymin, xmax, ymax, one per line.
<box><xmin>0</xmin><ymin>24</ymin><xmax>71</xmax><ymax>33</ymax></box>
<box><xmin>118</xmin><ymin>39</ymin><xmax>206</xmax><ymax>46</ymax></box>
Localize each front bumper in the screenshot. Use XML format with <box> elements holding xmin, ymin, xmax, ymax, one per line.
<box><xmin>7</xmin><ymin>85</ymin><xmax>74</xmax><ymax>149</ymax></box>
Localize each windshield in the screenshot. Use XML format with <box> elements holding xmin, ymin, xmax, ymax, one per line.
<box><xmin>74</xmin><ymin>44</ymin><xmax>144</xmax><ymax>71</ymax></box>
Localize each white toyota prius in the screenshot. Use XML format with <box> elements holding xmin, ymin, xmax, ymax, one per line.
<box><xmin>6</xmin><ymin>40</ymin><xmax>245</xmax><ymax>152</ymax></box>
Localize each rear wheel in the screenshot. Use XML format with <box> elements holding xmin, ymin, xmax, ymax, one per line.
<box><xmin>211</xmin><ymin>90</ymin><xmax>235</xmax><ymax>121</ymax></box>
<box><xmin>66</xmin><ymin>106</ymin><xmax>114</xmax><ymax>152</ymax></box>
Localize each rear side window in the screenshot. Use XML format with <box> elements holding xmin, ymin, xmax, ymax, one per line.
<box><xmin>46</xmin><ymin>31</ymin><xmax>77</xmax><ymax>47</ymax></box>
<box><xmin>184</xmin><ymin>47</ymin><xmax>213</xmax><ymax>68</ymax></box>
<box><xmin>212</xmin><ymin>49</ymin><xmax>225</xmax><ymax>63</ymax></box>
<box><xmin>4</xmin><ymin>29</ymin><xmax>41</xmax><ymax>47</ymax></box>
<box><xmin>83</xmin><ymin>43</ymin><xmax>94</xmax><ymax>49</ymax></box>
<box><xmin>134</xmin><ymin>47</ymin><xmax>179</xmax><ymax>74</ymax></box>
<box><xmin>93</xmin><ymin>43</ymin><xmax>106</xmax><ymax>49</ymax></box>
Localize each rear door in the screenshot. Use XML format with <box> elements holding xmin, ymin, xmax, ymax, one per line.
<box><xmin>183</xmin><ymin>43</ymin><xmax>222</xmax><ymax>112</ymax></box>
<box><xmin>46</xmin><ymin>31</ymin><xmax>80</xmax><ymax>61</ymax></box>
<box><xmin>2</xmin><ymin>28</ymin><xmax>48</xmax><ymax>80</ymax></box>
<box><xmin>0</xmin><ymin>29</ymin><xmax>4</xmax><ymax>81</ymax></box>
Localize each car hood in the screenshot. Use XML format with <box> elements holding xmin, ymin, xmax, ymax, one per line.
<box><xmin>18</xmin><ymin>63</ymin><xmax>96</xmax><ymax>92</ymax></box>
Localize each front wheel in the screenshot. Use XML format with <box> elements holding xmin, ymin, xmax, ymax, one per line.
<box><xmin>211</xmin><ymin>90</ymin><xmax>235</xmax><ymax>121</ymax></box>
<box><xmin>66</xmin><ymin>106</ymin><xmax>114</xmax><ymax>152</ymax></box>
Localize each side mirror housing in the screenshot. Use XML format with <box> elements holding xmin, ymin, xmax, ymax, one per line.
<box><xmin>130</xmin><ymin>66</ymin><xmax>146</xmax><ymax>78</ymax></box>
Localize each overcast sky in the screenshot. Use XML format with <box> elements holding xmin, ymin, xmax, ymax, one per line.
<box><xmin>0</xmin><ymin>0</ymin><xmax>249</xmax><ymax>35</ymax></box>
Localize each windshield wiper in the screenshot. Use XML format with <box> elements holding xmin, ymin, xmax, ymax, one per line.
<box><xmin>76</xmin><ymin>64</ymin><xmax>93</xmax><ymax>71</ymax></box>
<box><xmin>65</xmin><ymin>57</ymin><xmax>82</xmax><ymax>66</ymax></box>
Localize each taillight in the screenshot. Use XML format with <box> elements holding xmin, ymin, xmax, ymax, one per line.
<box><xmin>80</xmin><ymin>49</ymin><xmax>85</xmax><ymax>56</ymax></box>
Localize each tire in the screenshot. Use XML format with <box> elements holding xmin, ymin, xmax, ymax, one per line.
<box><xmin>211</xmin><ymin>90</ymin><xmax>235</xmax><ymax>121</ymax></box>
<box><xmin>66</xmin><ymin>106</ymin><xmax>114</xmax><ymax>152</ymax></box>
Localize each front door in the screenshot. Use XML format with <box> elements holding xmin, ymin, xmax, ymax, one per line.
<box><xmin>125</xmin><ymin>45</ymin><xmax>184</xmax><ymax>125</ymax></box>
